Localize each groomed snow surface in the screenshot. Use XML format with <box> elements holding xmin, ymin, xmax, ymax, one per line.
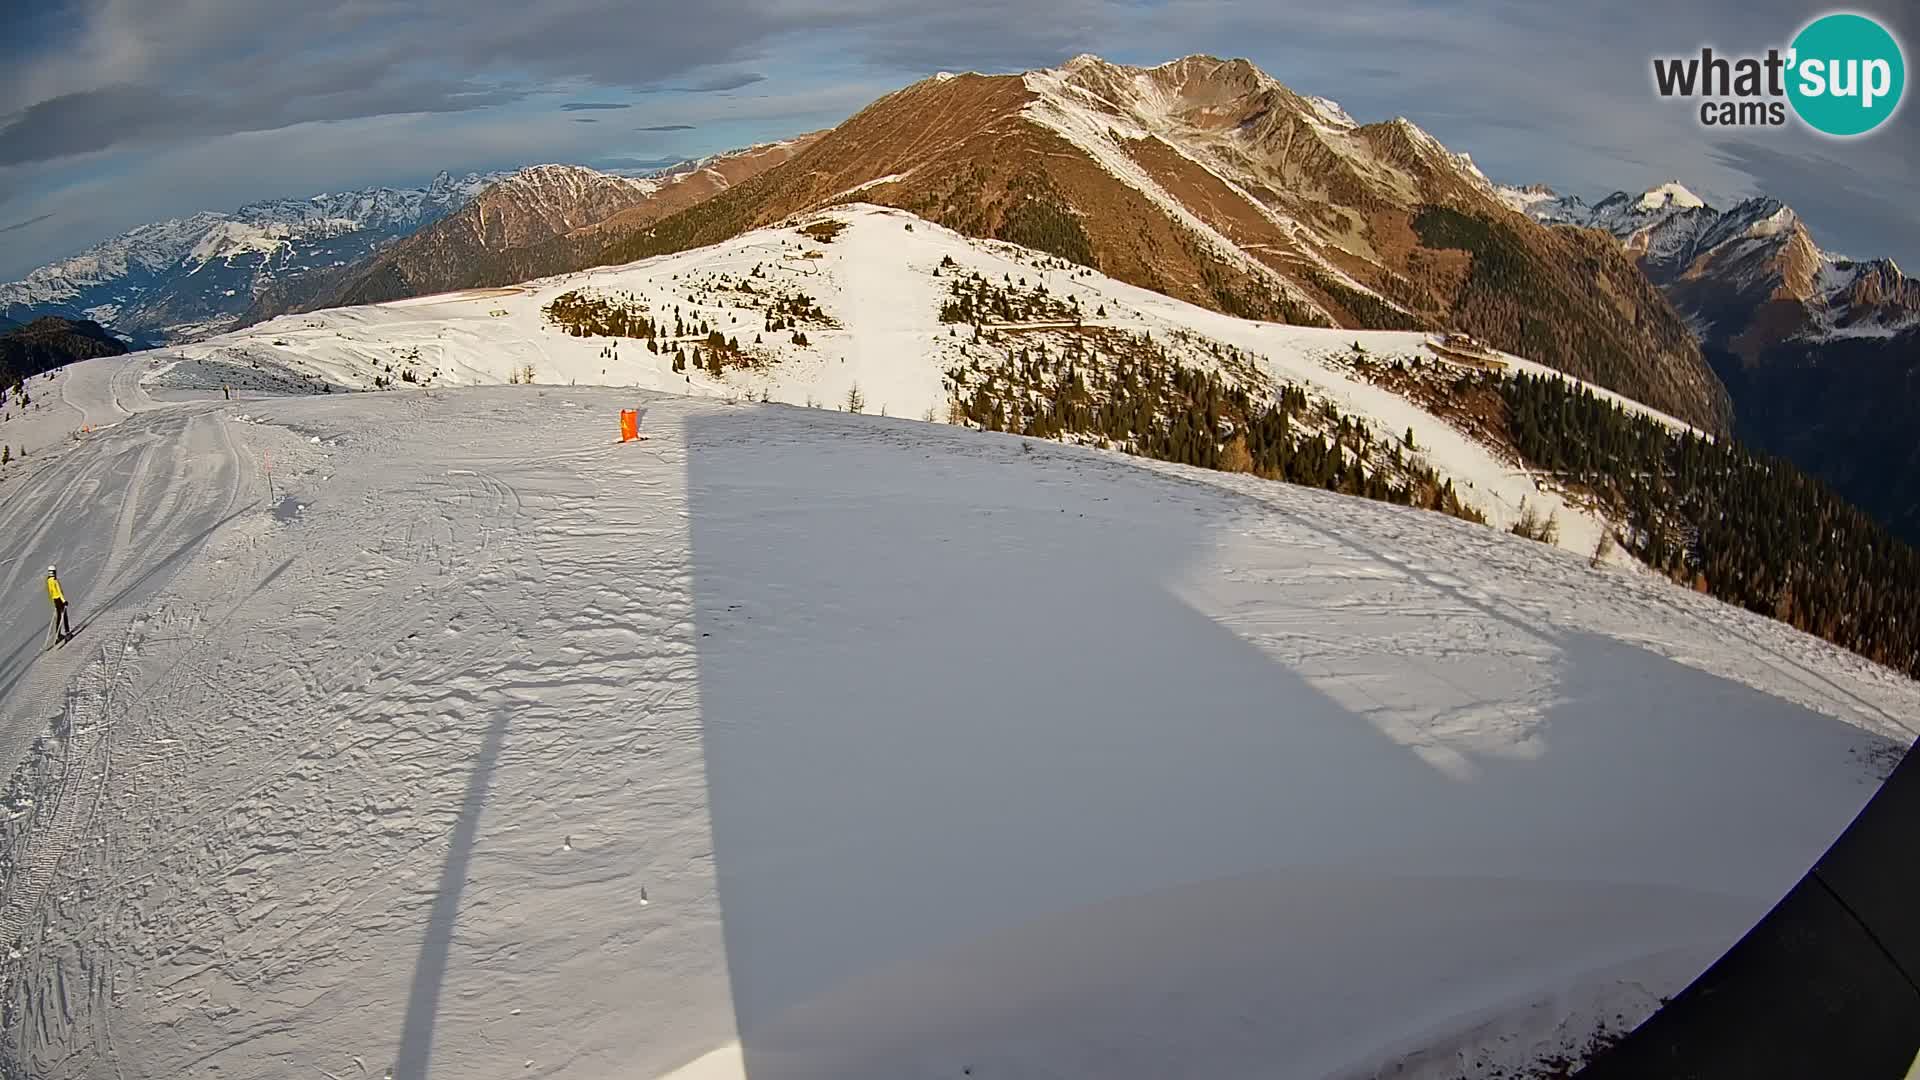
<box><xmin>1</xmin><ymin>350</ymin><xmax>1916</xmax><ymax>1080</ymax></box>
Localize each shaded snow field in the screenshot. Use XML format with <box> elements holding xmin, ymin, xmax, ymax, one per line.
<box><xmin>0</xmin><ymin>352</ymin><xmax>1914</xmax><ymax>1080</ymax></box>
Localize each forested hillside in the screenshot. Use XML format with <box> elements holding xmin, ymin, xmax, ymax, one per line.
<box><xmin>1</xmin><ymin>317</ymin><xmax>129</xmax><ymax>386</ymax></box>
<box><xmin>1497</xmin><ymin>370</ymin><xmax>1920</xmax><ymax>678</ymax></box>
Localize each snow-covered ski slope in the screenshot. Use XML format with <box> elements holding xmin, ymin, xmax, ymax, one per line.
<box><xmin>1</xmin><ymin>354</ymin><xmax>1916</xmax><ymax>1080</ymax></box>
<box><xmin>158</xmin><ymin>204</ymin><xmax>1696</xmax><ymax>563</ymax></box>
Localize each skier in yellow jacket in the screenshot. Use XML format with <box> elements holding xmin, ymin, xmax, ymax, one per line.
<box><xmin>47</xmin><ymin>566</ymin><xmax>72</xmax><ymax>643</ymax></box>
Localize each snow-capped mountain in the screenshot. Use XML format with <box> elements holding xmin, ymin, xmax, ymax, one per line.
<box><xmin>409</xmin><ymin>164</ymin><xmax>661</xmax><ymax>249</ymax></box>
<box><xmin>299</xmin><ymin>140</ymin><xmax>818</xmax><ymax>314</ymax></box>
<box><xmin>528</xmin><ymin>54</ymin><xmax>1725</xmax><ymax>433</ymax></box>
<box><xmin>0</xmin><ymin>172</ymin><xmax>503</xmax><ymax>345</ymax></box>
<box><xmin>1520</xmin><ymin>181</ymin><xmax>1920</xmax><ymax>348</ymax></box>
<box><xmin>1522</xmin><ymin>180</ymin><xmax>1920</xmax><ymax>544</ymax></box>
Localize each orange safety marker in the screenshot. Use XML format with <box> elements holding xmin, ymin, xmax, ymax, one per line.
<box><xmin>619</xmin><ymin>408</ymin><xmax>639</xmax><ymax>442</ymax></box>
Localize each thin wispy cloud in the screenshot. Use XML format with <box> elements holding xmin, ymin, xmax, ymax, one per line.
<box><xmin>561</xmin><ymin>102</ymin><xmax>631</xmax><ymax>111</ymax></box>
<box><xmin>687</xmin><ymin>71</ymin><xmax>766</xmax><ymax>92</ymax></box>
<box><xmin>638</xmin><ymin>124</ymin><xmax>697</xmax><ymax>131</ymax></box>
<box><xmin>640</xmin><ymin>72</ymin><xmax>767</xmax><ymax>94</ymax></box>
<box><xmin>0</xmin><ymin>211</ymin><xmax>53</xmax><ymax>234</ymax></box>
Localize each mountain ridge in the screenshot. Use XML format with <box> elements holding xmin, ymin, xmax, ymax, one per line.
<box><xmin>298</xmin><ymin>138</ymin><xmax>821</xmax><ymax>314</ymax></box>
<box><xmin>1518</xmin><ymin>179</ymin><xmax>1920</xmax><ymax>543</ymax></box>
<box><xmin>540</xmin><ymin>55</ymin><xmax>1730</xmax><ymax>432</ymax></box>
<box><xmin>1</xmin><ymin>315</ymin><xmax>131</xmax><ymax>387</ymax></box>
<box><xmin>148</xmin><ymin>202</ymin><xmax>1920</xmax><ymax>680</ymax></box>
<box><xmin>1513</xmin><ymin>181</ymin><xmax>1920</xmax><ymax>351</ymax></box>
<box><xmin>0</xmin><ymin>173</ymin><xmax>504</xmax><ymax>345</ymax></box>
<box><xmin>3</xmin><ymin>55</ymin><xmax>1735</xmax><ymax>434</ymax></box>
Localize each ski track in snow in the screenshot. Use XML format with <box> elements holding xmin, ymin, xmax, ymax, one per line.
<box><xmin>0</xmin><ymin>274</ymin><xmax>1917</xmax><ymax>1077</ymax></box>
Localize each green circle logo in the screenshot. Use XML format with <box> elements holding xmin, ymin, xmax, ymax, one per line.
<box><xmin>1787</xmin><ymin>13</ymin><xmax>1905</xmax><ymax>136</ymax></box>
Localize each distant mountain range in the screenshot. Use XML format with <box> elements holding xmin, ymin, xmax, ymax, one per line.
<box><xmin>302</xmin><ymin>55</ymin><xmax>1717</xmax><ymax>432</ymax></box>
<box><xmin>12</xmin><ymin>52</ymin><xmax>1920</xmax><ymax>535</ymax></box>
<box><xmin>272</xmin><ymin>139</ymin><xmax>817</xmax><ymax>316</ymax></box>
<box><xmin>0</xmin><ymin>172</ymin><xmax>503</xmax><ymax>345</ymax></box>
<box><xmin>1509</xmin><ymin>180</ymin><xmax>1920</xmax><ymax>542</ymax></box>
<box><xmin>1507</xmin><ymin>181</ymin><xmax>1920</xmax><ymax>353</ymax></box>
<box><xmin>238</xmin><ymin>164</ymin><xmax>661</xmax><ymax>323</ymax></box>
<box><xmin>0</xmin><ymin>151</ymin><xmax>816</xmax><ymax>348</ymax></box>
<box><xmin>0</xmin><ymin>58</ymin><xmax>1730</xmax><ymax>432</ymax></box>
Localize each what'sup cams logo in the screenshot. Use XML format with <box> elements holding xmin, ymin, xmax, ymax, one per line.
<box><xmin>1652</xmin><ymin>12</ymin><xmax>1905</xmax><ymax>136</ymax></box>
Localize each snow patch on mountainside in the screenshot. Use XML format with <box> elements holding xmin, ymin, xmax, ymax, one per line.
<box><xmin>831</xmin><ymin>172</ymin><xmax>912</xmax><ymax>201</ymax></box>
<box><xmin>185</xmin><ymin>221</ymin><xmax>296</xmax><ymax>265</ymax></box>
<box><xmin>1507</xmin><ymin>188</ymin><xmax>1590</xmax><ymax>224</ymax></box>
<box><xmin>1021</xmin><ymin>66</ymin><xmax>1338</xmax><ymax>325</ymax></box>
<box><xmin>491</xmin><ymin>164</ymin><xmax>660</xmax><ymax>211</ymax></box>
<box><xmin>1739</xmin><ymin>202</ymin><xmax>1798</xmax><ymax>239</ymax></box>
<box><xmin>1305</xmin><ymin>94</ymin><xmax>1358</xmax><ymax>131</ymax></box>
<box><xmin>3</xmin><ymin>215</ymin><xmax>229</xmax><ymax>306</ymax></box>
<box><xmin>1638</xmin><ymin>182</ymin><xmax>1705</xmax><ymax>211</ymax></box>
<box><xmin>1496</xmin><ymin>186</ymin><xmax>1550</xmax><ymax>213</ymax></box>
<box><xmin>167</xmin><ymin>204</ymin><xmax>1691</xmax><ymax>563</ymax></box>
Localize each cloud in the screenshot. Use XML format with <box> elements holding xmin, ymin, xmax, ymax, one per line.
<box><xmin>0</xmin><ymin>0</ymin><xmax>793</xmax><ymax>166</ymax></box>
<box><xmin>1095</xmin><ymin>0</ymin><xmax>1919</xmax><ymax>265</ymax></box>
<box><xmin>0</xmin><ymin>72</ymin><xmax>890</xmax><ymax>278</ymax></box>
<box><xmin>640</xmin><ymin>72</ymin><xmax>768</xmax><ymax>94</ymax></box>
<box><xmin>0</xmin><ymin>108</ymin><xmax>650</xmax><ymax>276</ymax></box>
<box><xmin>0</xmin><ymin>211</ymin><xmax>53</xmax><ymax>234</ymax></box>
<box><xmin>1708</xmin><ymin>139</ymin><xmax>1920</xmax><ymax>263</ymax></box>
<box><xmin>0</xmin><ymin>78</ymin><xmax>524</xmax><ymax>167</ymax></box>
<box><xmin>683</xmin><ymin>71</ymin><xmax>766</xmax><ymax>92</ymax></box>
<box><xmin>1</xmin><ymin>0</ymin><xmax>1914</xmax><ymax>273</ymax></box>
<box><xmin>594</xmin><ymin>155</ymin><xmax>691</xmax><ymax>172</ymax></box>
<box><xmin>571</xmin><ymin>117</ymin><xmax>600</xmax><ymax>123</ymax></box>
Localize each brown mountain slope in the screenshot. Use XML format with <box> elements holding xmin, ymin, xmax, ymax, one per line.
<box><xmin>239</xmin><ymin>164</ymin><xmax>657</xmax><ymax>320</ymax></box>
<box><xmin>283</xmin><ymin>143</ymin><xmax>816</xmax><ymax>313</ymax></box>
<box><xmin>582</xmin><ymin>56</ymin><xmax>1728</xmax><ymax>431</ymax></box>
<box><xmin>573</xmin><ymin>135</ymin><xmax>824</xmax><ymax>240</ymax></box>
<box><xmin>293</xmin><ymin>55</ymin><xmax>1727</xmax><ymax>432</ymax></box>
<box><xmin>434</xmin><ymin>164</ymin><xmax>659</xmax><ymax>250</ymax></box>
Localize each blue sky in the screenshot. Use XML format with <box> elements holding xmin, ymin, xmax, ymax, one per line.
<box><xmin>2</xmin><ymin>0</ymin><xmax>1915</xmax><ymax>279</ymax></box>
